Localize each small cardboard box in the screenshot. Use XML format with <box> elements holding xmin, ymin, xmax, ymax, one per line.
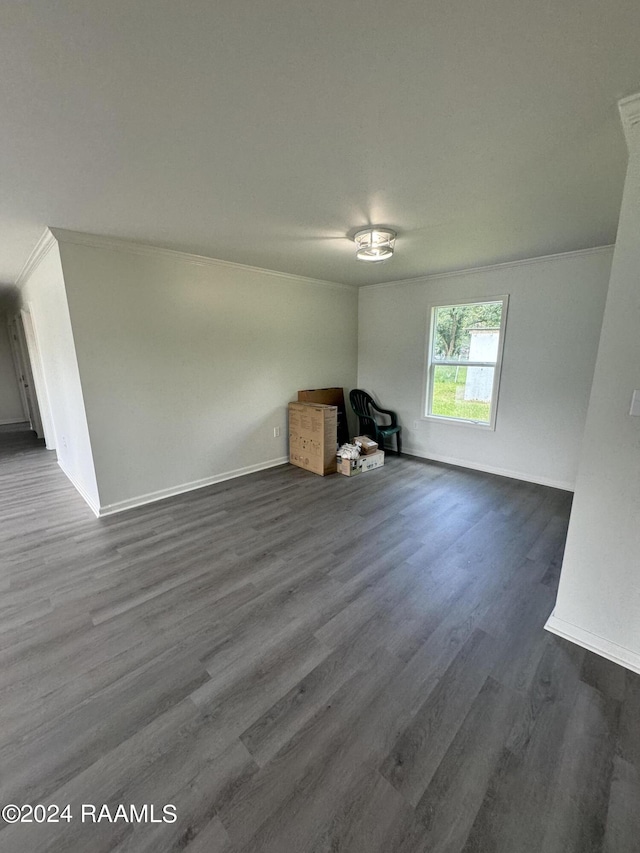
<box><xmin>360</xmin><ymin>449</ymin><xmax>385</xmax><ymax>471</ymax></box>
<box><xmin>353</xmin><ymin>436</ymin><xmax>378</xmax><ymax>455</ymax></box>
<box><xmin>289</xmin><ymin>401</ymin><xmax>337</xmax><ymax>476</ymax></box>
<box><xmin>337</xmin><ymin>456</ymin><xmax>361</xmax><ymax>477</ymax></box>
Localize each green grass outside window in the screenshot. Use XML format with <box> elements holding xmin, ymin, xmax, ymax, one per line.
<box><xmin>431</xmin><ymin>366</ymin><xmax>491</xmax><ymax>422</ymax></box>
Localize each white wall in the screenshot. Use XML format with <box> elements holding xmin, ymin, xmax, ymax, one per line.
<box><xmin>56</xmin><ymin>233</ymin><xmax>358</xmax><ymax>513</ymax></box>
<box><xmin>0</xmin><ymin>317</ymin><xmax>25</xmax><ymax>424</ymax></box>
<box><xmin>18</xmin><ymin>240</ymin><xmax>100</xmax><ymax>511</ymax></box>
<box><xmin>358</xmin><ymin>247</ymin><xmax>613</xmax><ymax>490</ymax></box>
<box><xmin>547</xmin><ymin>94</ymin><xmax>640</xmax><ymax>673</ymax></box>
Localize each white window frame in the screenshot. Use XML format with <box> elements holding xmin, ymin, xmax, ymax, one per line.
<box><xmin>422</xmin><ymin>294</ymin><xmax>509</xmax><ymax>430</ymax></box>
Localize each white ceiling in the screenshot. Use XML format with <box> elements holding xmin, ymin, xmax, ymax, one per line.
<box><xmin>1</xmin><ymin>1</ymin><xmax>639</xmax><ymax>289</ymax></box>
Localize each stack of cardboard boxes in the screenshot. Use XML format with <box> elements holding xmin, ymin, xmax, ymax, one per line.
<box><xmin>336</xmin><ymin>436</ymin><xmax>385</xmax><ymax>477</ymax></box>
<box><xmin>288</xmin><ymin>398</ymin><xmax>385</xmax><ymax>478</ymax></box>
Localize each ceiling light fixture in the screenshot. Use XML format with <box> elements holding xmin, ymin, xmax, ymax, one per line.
<box><xmin>353</xmin><ymin>227</ymin><xmax>396</xmax><ymax>262</ymax></box>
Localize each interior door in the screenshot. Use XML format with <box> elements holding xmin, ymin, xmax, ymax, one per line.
<box><xmin>6</xmin><ymin>317</ymin><xmax>29</xmax><ymax>423</ymax></box>
<box><xmin>10</xmin><ymin>313</ymin><xmax>45</xmax><ymax>441</ymax></box>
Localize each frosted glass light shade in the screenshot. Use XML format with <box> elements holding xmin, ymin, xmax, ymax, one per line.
<box><xmin>354</xmin><ymin>228</ymin><xmax>396</xmax><ymax>262</ymax></box>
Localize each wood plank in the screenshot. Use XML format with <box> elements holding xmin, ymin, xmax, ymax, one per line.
<box><xmin>379</xmin><ymin>630</ymin><xmax>501</xmax><ymax>806</ymax></box>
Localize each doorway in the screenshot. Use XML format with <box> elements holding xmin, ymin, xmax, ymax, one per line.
<box><xmin>7</xmin><ymin>310</ymin><xmax>55</xmax><ymax>449</ymax></box>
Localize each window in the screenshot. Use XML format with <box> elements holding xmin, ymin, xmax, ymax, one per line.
<box><xmin>424</xmin><ymin>295</ymin><xmax>508</xmax><ymax>428</ymax></box>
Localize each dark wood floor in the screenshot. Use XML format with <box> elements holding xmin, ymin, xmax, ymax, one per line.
<box><xmin>0</xmin><ymin>429</ymin><xmax>638</xmax><ymax>853</ymax></box>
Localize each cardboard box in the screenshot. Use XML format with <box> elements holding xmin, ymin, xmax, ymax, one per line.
<box><xmin>289</xmin><ymin>401</ymin><xmax>338</xmax><ymax>476</ymax></box>
<box><xmin>297</xmin><ymin>388</ymin><xmax>349</xmax><ymax>446</ymax></box>
<box><xmin>337</xmin><ymin>449</ymin><xmax>384</xmax><ymax>476</ymax></box>
<box><xmin>353</xmin><ymin>436</ymin><xmax>378</xmax><ymax>455</ymax></box>
<box><xmin>337</xmin><ymin>456</ymin><xmax>361</xmax><ymax>477</ymax></box>
<box><xmin>360</xmin><ymin>449</ymin><xmax>385</xmax><ymax>471</ymax></box>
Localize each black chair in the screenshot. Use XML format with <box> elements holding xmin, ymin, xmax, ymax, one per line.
<box><xmin>349</xmin><ymin>389</ymin><xmax>401</xmax><ymax>454</ymax></box>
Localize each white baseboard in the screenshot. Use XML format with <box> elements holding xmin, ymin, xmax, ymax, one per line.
<box><xmin>57</xmin><ymin>461</ymin><xmax>101</xmax><ymax>518</ymax></box>
<box><xmin>401</xmin><ymin>447</ymin><xmax>574</xmax><ymax>492</ymax></box>
<box><xmin>0</xmin><ymin>418</ymin><xmax>29</xmax><ymax>426</ymax></box>
<box><xmin>545</xmin><ymin>611</ymin><xmax>640</xmax><ymax>675</ymax></box>
<box><xmin>97</xmin><ymin>456</ymin><xmax>290</xmax><ymax>516</ymax></box>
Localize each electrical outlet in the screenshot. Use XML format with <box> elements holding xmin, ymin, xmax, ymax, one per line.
<box><xmin>61</xmin><ymin>435</ymin><xmax>68</xmax><ymax>449</ymax></box>
<box><xmin>273</xmin><ymin>427</ymin><xmax>281</xmax><ymax>437</ymax></box>
<box><xmin>412</xmin><ymin>420</ymin><xmax>419</xmax><ymax>430</ymax></box>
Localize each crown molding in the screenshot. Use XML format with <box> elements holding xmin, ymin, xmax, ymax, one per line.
<box><xmin>16</xmin><ymin>228</ymin><xmax>58</xmax><ymax>290</ymax></box>
<box><xmin>618</xmin><ymin>92</ymin><xmax>640</xmax><ymax>148</ymax></box>
<box><xmin>359</xmin><ymin>244</ymin><xmax>615</xmax><ymax>292</ymax></box>
<box><xmin>49</xmin><ymin>228</ymin><xmax>356</xmax><ymax>292</ymax></box>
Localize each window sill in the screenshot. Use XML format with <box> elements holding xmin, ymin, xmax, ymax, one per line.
<box><xmin>421</xmin><ymin>415</ymin><xmax>495</xmax><ymax>431</ymax></box>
